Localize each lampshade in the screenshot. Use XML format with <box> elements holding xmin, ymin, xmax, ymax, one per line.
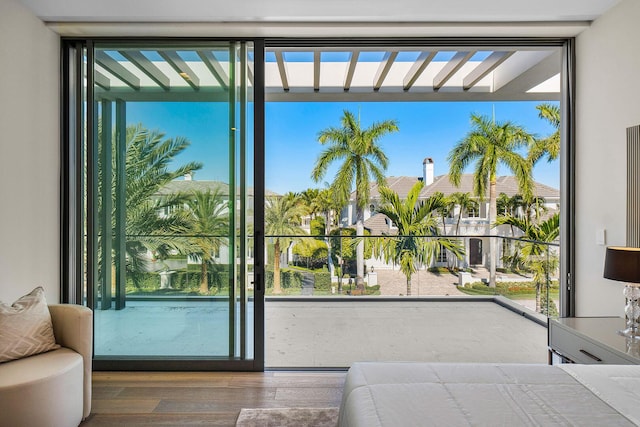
<box><xmin>603</xmin><ymin>246</ymin><xmax>640</xmax><ymax>284</ymax></box>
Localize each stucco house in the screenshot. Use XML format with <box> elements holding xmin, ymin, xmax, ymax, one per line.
<box><xmin>340</xmin><ymin>157</ymin><xmax>560</xmax><ymax>270</ymax></box>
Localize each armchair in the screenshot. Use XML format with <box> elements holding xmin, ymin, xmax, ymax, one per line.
<box><xmin>0</xmin><ymin>304</ymin><xmax>92</xmax><ymax>427</ymax></box>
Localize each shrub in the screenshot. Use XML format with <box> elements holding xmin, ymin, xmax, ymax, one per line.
<box><xmin>541</xmin><ymin>293</ymin><xmax>560</xmax><ymax>317</ymax></box>
<box><xmin>313</xmin><ymin>271</ymin><xmax>332</xmax><ymax>291</ymax></box>
<box><xmin>427</xmin><ymin>266</ymin><xmax>451</xmax><ymax>274</ymax></box>
<box><xmin>265</xmin><ymin>268</ymin><xmax>303</xmax><ymax>290</ymax></box>
<box><xmin>365</xmin><ymin>285</ymin><xmax>380</xmax><ymax>295</ymax></box>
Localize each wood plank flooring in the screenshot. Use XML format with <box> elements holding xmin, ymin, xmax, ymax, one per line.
<box><xmin>81</xmin><ymin>371</ymin><xmax>346</xmax><ymax>426</ymax></box>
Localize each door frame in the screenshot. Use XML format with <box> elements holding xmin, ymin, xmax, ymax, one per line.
<box><xmin>60</xmin><ymin>38</ymin><xmax>265</xmax><ymax>371</ymax></box>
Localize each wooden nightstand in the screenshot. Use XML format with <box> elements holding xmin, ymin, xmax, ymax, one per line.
<box><xmin>548</xmin><ymin>317</ymin><xmax>640</xmax><ymax>364</ymax></box>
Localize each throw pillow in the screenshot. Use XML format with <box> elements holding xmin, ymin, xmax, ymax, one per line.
<box><xmin>0</xmin><ymin>287</ymin><xmax>60</xmax><ymax>363</ymax></box>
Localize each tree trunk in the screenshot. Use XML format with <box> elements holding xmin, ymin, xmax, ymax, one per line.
<box><xmin>273</xmin><ymin>239</ymin><xmax>282</xmax><ymax>294</ymax></box>
<box><xmin>535</xmin><ymin>283</ymin><xmax>541</xmax><ymax>313</ymax></box>
<box><xmin>489</xmin><ymin>178</ymin><xmax>497</xmax><ymax>287</ymax></box>
<box><xmin>356</xmin><ymin>207</ymin><xmax>365</xmax><ymax>291</ymax></box>
<box><xmin>406</xmin><ymin>276</ymin><xmax>411</xmax><ymax>296</ymax></box>
<box><xmin>326</xmin><ymin>212</ymin><xmax>335</xmax><ymax>277</ymax></box>
<box><xmin>199</xmin><ymin>260</ymin><xmax>209</xmax><ymax>294</ymax></box>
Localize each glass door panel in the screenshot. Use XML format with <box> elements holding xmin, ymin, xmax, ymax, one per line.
<box><xmin>89</xmin><ymin>42</ymin><xmax>255</xmax><ymax>363</ymax></box>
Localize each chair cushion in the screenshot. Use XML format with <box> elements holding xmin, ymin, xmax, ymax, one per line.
<box><xmin>0</xmin><ymin>287</ymin><xmax>60</xmax><ymax>362</ymax></box>
<box><xmin>0</xmin><ymin>348</ymin><xmax>84</xmax><ymax>427</ymax></box>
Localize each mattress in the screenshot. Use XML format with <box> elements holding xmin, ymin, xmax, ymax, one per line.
<box><xmin>338</xmin><ymin>362</ymin><xmax>640</xmax><ymax>426</ymax></box>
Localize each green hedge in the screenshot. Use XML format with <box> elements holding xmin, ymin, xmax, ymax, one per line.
<box><xmin>457</xmin><ymin>280</ymin><xmax>559</xmax><ymax>298</ymax></box>
<box><xmin>126</xmin><ymin>265</ymin><xmax>230</xmax><ymax>295</ymax></box>
<box><xmin>313</xmin><ymin>271</ymin><xmax>332</xmax><ymax>291</ymax></box>
<box><xmin>265</xmin><ymin>268</ymin><xmax>303</xmax><ymax>289</ymax></box>
<box><xmin>541</xmin><ymin>293</ymin><xmax>560</xmax><ymax>317</ymax></box>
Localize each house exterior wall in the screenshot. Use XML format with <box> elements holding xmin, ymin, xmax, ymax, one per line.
<box><xmin>575</xmin><ymin>0</ymin><xmax>640</xmax><ymax>317</ymax></box>
<box><xmin>0</xmin><ymin>0</ymin><xmax>60</xmax><ymax>303</ymax></box>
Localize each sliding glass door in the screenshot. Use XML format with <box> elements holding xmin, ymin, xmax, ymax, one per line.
<box><xmin>63</xmin><ymin>40</ymin><xmax>263</xmax><ymax>369</ymax></box>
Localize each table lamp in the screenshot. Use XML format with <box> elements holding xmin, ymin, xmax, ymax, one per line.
<box><xmin>603</xmin><ymin>246</ymin><xmax>640</xmax><ymax>339</ymax></box>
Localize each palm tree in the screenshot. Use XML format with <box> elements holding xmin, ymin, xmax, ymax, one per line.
<box><xmin>184</xmin><ymin>189</ymin><xmax>229</xmax><ymax>294</ymax></box>
<box><xmin>374</xmin><ymin>182</ymin><xmax>464</xmax><ymax>296</ymax></box>
<box><xmin>265</xmin><ymin>196</ymin><xmax>305</xmax><ymax>294</ymax></box>
<box><xmin>523</xmin><ymin>196</ymin><xmax>548</xmax><ymax>223</ymax></box>
<box><xmin>434</xmin><ymin>192</ymin><xmax>453</xmax><ymax>235</ymax></box>
<box><xmin>312</xmin><ymin>109</ymin><xmax>399</xmax><ymax>291</ymax></box>
<box><xmin>529</xmin><ymin>103</ymin><xmax>560</xmax><ymax>165</ymax></box>
<box><xmin>119</xmin><ymin>124</ymin><xmax>202</xmax><ymax>275</ymax></box>
<box><xmin>496</xmin><ymin>193</ymin><xmax>511</xmax><ymax>217</ymax></box>
<box><xmin>448</xmin><ymin>113</ymin><xmax>534</xmax><ymax>287</ymax></box>
<box><xmin>494</xmin><ymin>213</ymin><xmax>560</xmax><ymax>313</ymax></box>
<box><xmin>316</xmin><ymin>187</ymin><xmax>342</xmax><ymax>276</ymax></box>
<box><xmin>298</xmin><ymin>188</ymin><xmax>321</xmax><ymax>220</ymax></box>
<box><xmin>450</xmin><ymin>192</ymin><xmax>477</xmax><ymax>236</ymax></box>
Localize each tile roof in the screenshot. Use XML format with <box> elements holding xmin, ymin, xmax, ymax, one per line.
<box><xmin>363</xmin><ymin>213</ymin><xmax>396</xmax><ymax>235</ymax></box>
<box><xmin>360</xmin><ymin>174</ymin><xmax>558</xmax><ymax>201</ymax></box>
<box><xmin>157</xmin><ymin>180</ymin><xmax>279</xmax><ymax>197</ymax></box>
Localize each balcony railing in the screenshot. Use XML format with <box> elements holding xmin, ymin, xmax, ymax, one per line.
<box><xmin>98</xmin><ymin>233</ymin><xmax>559</xmax><ymax>318</ymax></box>
<box><xmin>264</xmin><ymin>234</ymin><xmax>560</xmax><ymax>318</ymax></box>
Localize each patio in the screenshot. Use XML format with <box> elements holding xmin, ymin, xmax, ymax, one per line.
<box><xmin>94</xmin><ymin>296</ymin><xmax>548</xmax><ymax>368</ymax></box>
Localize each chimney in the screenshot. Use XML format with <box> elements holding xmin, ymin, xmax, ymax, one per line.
<box><xmin>422</xmin><ymin>157</ymin><xmax>434</xmax><ymax>185</ymax></box>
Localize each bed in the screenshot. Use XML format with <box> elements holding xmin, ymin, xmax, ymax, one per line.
<box><xmin>338</xmin><ymin>362</ymin><xmax>640</xmax><ymax>426</ymax></box>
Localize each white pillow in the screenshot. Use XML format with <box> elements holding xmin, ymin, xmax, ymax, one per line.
<box><xmin>0</xmin><ymin>287</ymin><xmax>60</xmax><ymax>363</ymax></box>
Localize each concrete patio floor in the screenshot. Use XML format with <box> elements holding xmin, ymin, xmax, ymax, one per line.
<box><xmin>93</xmin><ymin>297</ymin><xmax>548</xmax><ymax>368</ymax></box>
<box><xmin>266</xmin><ymin>298</ymin><xmax>548</xmax><ymax>368</ymax></box>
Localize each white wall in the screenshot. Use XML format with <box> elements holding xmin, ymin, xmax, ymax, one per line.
<box><xmin>0</xmin><ymin>0</ymin><xmax>60</xmax><ymax>303</ymax></box>
<box><xmin>575</xmin><ymin>0</ymin><xmax>640</xmax><ymax>316</ymax></box>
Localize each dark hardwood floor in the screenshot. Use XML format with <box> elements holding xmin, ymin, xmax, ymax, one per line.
<box><xmin>81</xmin><ymin>371</ymin><xmax>346</xmax><ymax>426</ymax></box>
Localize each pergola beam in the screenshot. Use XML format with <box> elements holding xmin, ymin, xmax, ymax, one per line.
<box><xmin>344</xmin><ymin>50</ymin><xmax>360</xmax><ymax>91</ymax></box>
<box><xmin>248</xmin><ymin>62</ymin><xmax>255</xmax><ymax>86</ymax></box>
<box><xmin>95</xmin><ymin>51</ymin><xmax>140</xmax><ymax>90</ymax></box>
<box><xmin>433</xmin><ymin>51</ymin><xmax>476</xmax><ymax>91</ymax></box>
<box><xmin>403</xmin><ymin>51</ymin><xmax>435</xmax><ymax>91</ymax></box>
<box><xmin>313</xmin><ymin>51</ymin><xmax>321</xmax><ymax>92</ymax></box>
<box><xmin>197</xmin><ymin>50</ymin><xmax>229</xmax><ymax>90</ymax></box>
<box><xmin>463</xmin><ymin>51</ymin><xmax>515</xmax><ymax>90</ymax></box>
<box><xmin>158</xmin><ymin>50</ymin><xmax>200</xmax><ymax>90</ymax></box>
<box><xmin>266</xmin><ymin>90</ymin><xmax>559</xmax><ymax>103</ymax></box>
<box><xmin>274</xmin><ymin>50</ymin><xmax>290</xmax><ymax>92</ymax></box>
<box><xmin>373</xmin><ymin>51</ymin><xmax>398</xmax><ymax>91</ymax></box>
<box><xmin>94</xmin><ymin>70</ymin><xmax>111</xmax><ymax>91</ymax></box>
<box><xmin>119</xmin><ymin>50</ymin><xmax>171</xmax><ymax>91</ymax></box>
<box><xmin>494</xmin><ymin>50</ymin><xmax>561</xmax><ymax>95</ymax></box>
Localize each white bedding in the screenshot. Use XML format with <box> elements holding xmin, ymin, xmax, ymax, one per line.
<box><xmin>560</xmin><ymin>364</ymin><xmax>640</xmax><ymax>426</ymax></box>
<box><xmin>339</xmin><ymin>362</ymin><xmax>639</xmax><ymax>427</ymax></box>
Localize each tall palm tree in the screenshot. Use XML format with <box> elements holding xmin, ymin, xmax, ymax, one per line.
<box><xmin>448</xmin><ymin>113</ymin><xmax>534</xmax><ymax>287</ymax></box>
<box><xmin>312</xmin><ymin>109</ymin><xmax>399</xmax><ymax>291</ymax></box>
<box><xmin>374</xmin><ymin>182</ymin><xmax>464</xmax><ymax>296</ymax></box>
<box><xmin>494</xmin><ymin>213</ymin><xmax>560</xmax><ymax>313</ymax></box>
<box><xmin>316</xmin><ymin>187</ymin><xmax>342</xmax><ymax>276</ymax></box>
<box><xmin>529</xmin><ymin>103</ymin><xmax>560</xmax><ymax>165</ymax></box>
<box><xmin>265</xmin><ymin>196</ymin><xmax>305</xmax><ymax>294</ymax></box>
<box><xmin>184</xmin><ymin>189</ymin><xmax>229</xmax><ymax>295</ymax></box>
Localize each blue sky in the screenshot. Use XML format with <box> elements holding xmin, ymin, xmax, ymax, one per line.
<box><xmin>265</xmin><ymin>101</ymin><xmax>559</xmax><ymax>194</ymax></box>
<box><xmin>127</xmin><ymin>100</ymin><xmax>559</xmax><ymax>195</ymax></box>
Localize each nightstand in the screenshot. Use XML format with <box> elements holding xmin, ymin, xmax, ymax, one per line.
<box><xmin>548</xmin><ymin>317</ymin><xmax>640</xmax><ymax>364</ymax></box>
